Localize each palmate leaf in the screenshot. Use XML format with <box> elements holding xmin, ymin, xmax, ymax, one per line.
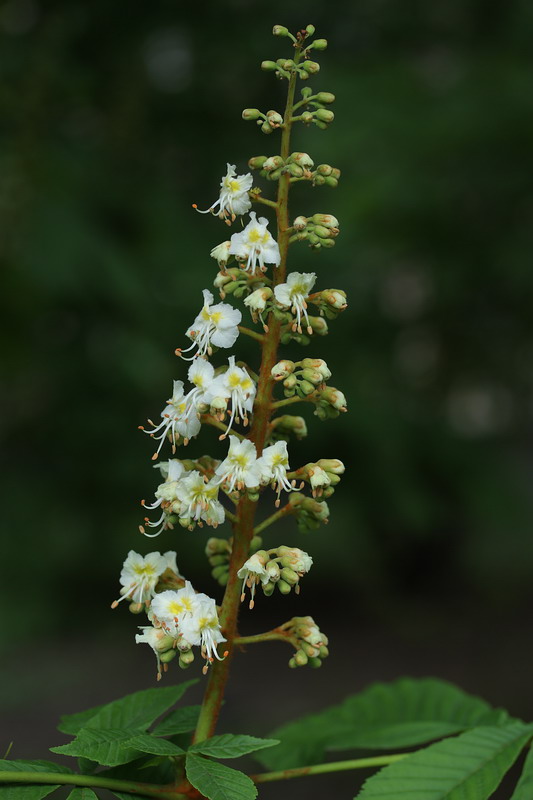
<box><xmin>0</xmin><ymin>759</ymin><xmax>72</xmax><ymax>800</ymax></box>
<box><xmin>122</xmin><ymin>734</ymin><xmax>184</xmax><ymax>757</ymax></box>
<box><xmin>510</xmin><ymin>743</ymin><xmax>533</xmax><ymax>798</ymax></box>
<box><xmin>151</xmin><ymin>705</ymin><xmax>201</xmax><ymax>736</ymax></box>
<box><xmin>188</xmin><ymin>734</ymin><xmax>279</xmax><ymax>759</ymax></box>
<box><xmin>185</xmin><ymin>754</ymin><xmax>257</xmax><ymax>800</ymax></box>
<box><xmin>257</xmin><ymin>677</ymin><xmax>512</xmax><ymax>769</ymax></box>
<box><xmin>58</xmin><ymin>681</ymin><xmax>197</xmax><ymax>736</ymax></box>
<box><xmin>51</xmin><ymin>728</ymin><xmax>146</xmax><ymax>767</ymax></box>
<box><xmin>355</xmin><ymin>723</ymin><xmax>533</xmax><ymax>800</ymax></box>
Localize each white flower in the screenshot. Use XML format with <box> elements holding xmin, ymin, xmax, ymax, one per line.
<box><xmin>237</xmin><ymin>551</ymin><xmax>270</xmax><ymax>609</ymax></box>
<box><xmin>243</xmin><ymin>286</ymin><xmax>272</xmax><ymax>330</ymax></box>
<box><xmin>274</xmin><ymin>272</ymin><xmax>316</xmax><ymax>334</ymax></box>
<box><xmin>112</xmin><ymin>550</ymin><xmax>168</xmax><ymax>608</ymax></box>
<box><xmin>150</xmin><ymin>582</ymin><xmax>199</xmax><ymax>635</ymax></box>
<box><xmin>210</xmin><ymin>241</ymin><xmax>232</xmax><ymax>267</ymax></box>
<box><xmin>228</xmin><ymin>211</ymin><xmax>280</xmax><ymax>273</ymax></box>
<box><xmin>177</xmin><ymin>289</ymin><xmax>241</xmax><ymax>360</ymax></box>
<box><xmin>140</xmin><ymin>381</ymin><xmax>202</xmax><ymax>459</ymax></box>
<box><xmin>279</xmin><ymin>547</ymin><xmax>313</xmax><ymax>575</ymax></box>
<box><xmin>194</xmin><ymin>164</ymin><xmax>253</xmax><ymax>222</ymax></box>
<box><xmin>257</xmin><ymin>440</ymin><xmax>293</xmax><ymax>505</ymax></box>
<box><xmin>135</xmin><ymin>626</ymin><xmax>176</xmax><ymax>680</ymax></box>
<box><xmin>206</xmin><ymin>356</ymin><xmax>256</xmax><ymax>436</ymax></box>
<box><xmin>162</xmin><ymin>550</ymin><xmax>180</xmax><ymax>575</ymax></box>
<box><xmin>179</xmin><ymin>595</ymin><xmax>227</xmax><ymax>671</ymax></box>
<box><xmin>186</xmin><ymin>358</ymin><xmax>215</xmax><ymax>410</ymax></box>
<box><xmin>175</xmin><ymin>470</ymin><xmax>225</xmax><ymax>528</ymax></box>
<box><xmin>141</xmin><ymin>459</ymin><xmax>185</xmax><ymax>537</ymax></box>
<box><xmin>308</xmin><ymin>465</ymin><xmax>331</xmax><ymax>497</ymax></box>
<box><xmin>214</xmin><ymin>436</ymin><xmax>262</xmax><ymax>493</ymax></box>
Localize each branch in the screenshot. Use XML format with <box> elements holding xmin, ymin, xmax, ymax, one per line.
<box><xmin>0</xmin><ymin>772</ymin><xmax>186</xmax><ymax>800</ymax></box>
<box><xmin>250</xmin><ymin>193</ymin><xmax>278</xmax><ymax>209</ymax></box>
<box><xmin>250</xmin><ymin>754</ymin><xmax>409</xmax><ymax>784</ymax></box>
<box><xmin>234</xmin><ymin>630</ymin><xmax>289</xmax><ymax>646</ymax></box>
<box><xmin>238</xmin><ymin>325</ymin><xmax>266</xmax><ymax>344</ymax></box>
<box><xmin>200</xmin><ymin>414</ymin><xmax>245</xmax><ymax>440</ymax></box>
<box><xmin>253</xmin><ymin>504</ymin><xmax>293</xmax><ymax>535</ymax></box>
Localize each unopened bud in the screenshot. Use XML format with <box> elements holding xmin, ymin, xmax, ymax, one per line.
<box><xmin>287</xmin><ymin>163</ymin><xmax>303</xmax><ymax>178</ymax></box>
<box><xmin>261</xmin><ymin>60</ymin><xmax>278</xmax><ymax>72</ymax></box>
<box><xmin>315</xmin><ymin>108</ymin><xmax>334</xmax><ymax>123</ymax></box>
<box><xmin>266</xmin><ymin>561</ymin><xmax>280</xmax><ymax>582</ymax></box>
<box><xmin>331</xmin><ymin>167</ymin><xmax>341</xmax><ymax>179</ymax></box>
<box><xmin>283</xmin><ymin>373</ymin><xmax>298</xmax><ymax>390</ymax></box>
<box><xmin>242</xmin><ymin>108</ymin><xmax>262</xmax><ymax>121</ymax></box>
<box><xmin>316</xmin><ymin>91</ymin><xmax>335</xmax><ymax>104</ymax></box>
<box><xmin>314</xmin><ymin>224</ymin><xmax>336</xmax><ymax>239</ymax></box>
<box><xmin>263</xmin><ymin>155</ymin><xmax>285</xmax><ymax>172</ymax></box>
<box><xmin>299</xmin><ymin>379</ymin><xmax>317</xmax><ymax>396</ymax></box>
<box><xmin>280</xmin><ymin>567</ymin><xmax>299</xmax><ymax>585</ymax></box>
<box><xmin>325</xmin><ymin>176</ymin><xmax>338</xmax><ymax>188</ymax></box>
<box><xmin>316</xmin><ymin>164</ymin><xmax>333</xmax><ymax>176</ymax></box>
<box><xmin>305</xmin><ymin>24</ymin><xmax>316</xmax><ymax>35</ymax></box>
<box><xmin>261</xmin><ymin>121</ymin><xmax>274</xmax><ymax>134</ymax></box>
<box><xmin>301</xmin><ymin>111</ymin><xmax>313</xmax><ymax>124</ymax></box>
<box><xmin>277</xmin><ymin>579</ymin><xmax>292</xmax><ymax>595</ymax></box>
<box><xmin>293</xmin><ymin>215</ymin><xmax>307</xmax><ymax>231</ymax></box>
<box><xmin>312</xmin><ymin>213</ymin><xmax>339</xmax><ymax>228</ymax></box>
<box><xmin>300</xmin><ymin>367</ymin><xmax>324</xmax><ymax>385</ymax></box>
<box><xmin>266</xmin><ymin>110</ymin><xmax>283</xmax><ymax>127</ymax></box>
<box><xmin>179</xmin><ymin>650</ymin><xmax>195</xmax><ymax>668</ymax></box>
<box><xmin>212</xmin><ymin>565</ymin><xmax>229</xmax><ymax>581</ymax></box>
<box><xmin>300</xmin><ymin>358</ymin><xmax>331</xmax><ymax>380</ymax></box>
<box><xmin>248</xmin><ymin>155</ymin><xmax>268</xmax><ymax>169</ymax></box>
<box><xmin>294</xmin><ymin>649</ymin><xmax>309</xmax><ymax>666</ymax></box>
<box><xmin>311</xmin><ymin>38</ymin><xmax>328</xmax><ymax>50</ymax></box>
<box><xmin>317</xmin><ymin>458</ymin><xmax>345</xmax><ymax>475</ymax></box>
<box><xmin>308</xmin><ymin>317</ymin><xmax>329</xmax><ymax>336</ymax></box>
<box><xmin>289</xmin><ymin>152</ymin><xmax>314</xmax><ymax>169</ymax></box>
<box><xmin>303</xmin><ymin>60</ymin><xmax>320</xmax><ymax>74</ymax></box>
<box><xmin>314</xmin><ymin>119</ymin><xmax>328</xmax><ymax>131</ymax></box>
<box><xmin>299</xmin><ymin>69</ymin><xmax>310</xmax><ymax>80</ymax></box>
<box><xmin>206</xmin><ymin>537</ymin><xmax>230</xmax><ymax>556</ymax></box>
<box><xmin>210</xmin><ymin>241</ymin><xmax>232</xmax><ymax>267</ymax></box>
<box><xmin>273</xmin><ymin>24</ymin><xmax>289</xmax><ymax>36</ymax></box>
<box><xmin>308</xmin><ymin>656</ymin><xmax>323</xmax><ymax>668</ymax></box>
<box><xmin>322</xmin><ymin>386</ymin><xmax>347</xmax><ymax>410</ymax></box>
<box><xmin>271</xmin><ymin>359</ymin><xmax>295</xmax><ymax>380</ymax></box>
<box><xmin>313</xmin><ymin>174</ymin><xmax>326</xmax><ymax>185</ymax></box>
<box><xmin>262</xmin><ymin>581</ymin><xmax>275</xmax><ymax>596</ymax></box>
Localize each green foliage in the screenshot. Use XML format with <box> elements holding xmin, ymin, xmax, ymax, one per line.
<box><xmin>354</xmin><ymin>723</ymin><xmax>533</xmax><ymax>800</ymax></box>
<box><xmin>0</xmin><ymin>760</ymin><xmax>72</xmax><ymax>800</ymax></box>
<box><xmin>66</xmin><ymin>790</ymin><xmax>98</xmax><ymax>800</ymax></box>
<box><xmin>510</xmin><ymin>744</ymin><xmax>533</xmax><ymax>799</ymax></box>
<box><xmin>122</xmin><ymin>733</ymin><xmax>184</xmax><ymax>756</ymax></box>
<box><xmin>151</xmin><ymin>705</ymin><xmax>201</xmax><ymax>736</ymax></box>
<box><xmin>258</xmin><ymin>678</ymin><xmax>511</xmax><ymax>769</ymax></box>
<box><xmin>188</xmin><ymin>734</ymin><xmax>279</xmax><ymax>759</ymax></box>
<box><xmin>185</xmin><ymin>753</ymin><xmax>257</xmax><ymax>800</ymax></box>
<box><xmin>58</xmin><ymin>683</ymin><xmax>197</xmax><ymax>735</ymax></box>
<box><xmin>51</xmin><ymin>727</ymin><xmax>148</xmax><ymax>767</ymax></box>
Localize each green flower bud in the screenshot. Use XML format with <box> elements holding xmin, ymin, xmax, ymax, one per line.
<box><xmin>266</xmin><ymin>561</ymin><xmax>280</xmax><ymax>582</ymax></box>
<box><xmin>294</xmin><ymin>649</ymin><xmax>309</xmax><ymax>666</ymax></box>
<box><xmin>280</xmin><ymin>567</ymin><xmax>300</xmax><ymax>585</ymax></box>
<box><xmin>308</xmin><ymin>656</ymin><xmax>323</xmax><ymax>668</ymax></box>
<box><xmin>311</xmin><ymin>38</ymin><xmax>328</xmax><ymax>50</ymax></box>
<box><xmin>321</xmin><ymin>289</ymin><xmax>347</xmax><ymax>310</ymax></box>
<box><xmin>261</xmin><ymin>121</ymin><xmax>274</xmax><ymax>134</ymax></box>
<box><xmin>308</xmin><ymin>232</ymin><xmax>320</xmax><ymax>245</ymax></box>
<box><xmin>277</xmin><ymin>579</ymin><xmax>292</xmax><ymax>595</ymax></box>
<box><xmin>316</xmin><ymin>91</ymin><xmax>335</xmax><ymax>104</ymax></box>
<box><xmin>318</xmin><ymin>458</ymin><xmax>345</xmax><ymax>475</ymax></box>
<box><xmin>272</xmin><ymin>359</ymin><xmax>295</xmax><ymax>380</ymax></box>
<box><xmin>316</xmin><ymin>108</ymin><xmax>334</xmax><ymax>123</ymax></box>
<box><xmin>331</xmin><ymin>167</ymin><xmax>341</xmax><ymax>179</ymax></box>
<box><xmin>266</xmin><ymin>110</ymin><xmax>283</xmax><ymax>127</ymax></box>
<box><xmin>273</xmin><ymin>24</ymin><xmax>289</xmax><ymax>36</ymax></box>
<box><xmin>303</xmin><ymin>60</ymin><xmax>320</xmax><ymax>74</ymax></box>
<box><xmin>282</xmin><ymin>59</ymin><xmax>295</xmax><ymax>70</ymax></box>
<box><xmin>300</xmin><ymin>367</ymin><xmax>324</xmax><ymax>385</ymax></box>
<box><xmin>316</xmin><ymin>164</ymin><xmax>333</xmax><ymax>176</ymax></box>
<box><xmin>301</xmin><ymin>641</ymin><xmax>320</xmax><ymax>657</ymax></box>
<box><xmin>206</xmin><ymin>537</ymin><xmax>230</xmax><ymax>556</ymax></box>
<box><xmin>314</xmin><ymin>224</ymin><xmax>335</xmax><ymax>239</ymax></box>
<box><xmin>262</xmin><ymin>581</ymin><xmax>276</xmax><ymax>596</ymax></box>
<box><xmin>179</xmin><ymin>650</ymin><xmax>195</xmax><ymax>668</ymax></box>
<box><xmin>288</xmin><ymin>163</ymin><xmax>304</xmax><ymax>178</ymax></box>
<box><xmin>312</xmin><ymin>213</ymin><xmax>339</xmax><ymax>228</ymax></box>
<box><xmin>293</xmin><ymin>215</ymin><xmax>307</xmax><ymax>231</ymax></box>
<box><xmin>248</xmin><ymin>155</ymin><xmax>268</xmax><ymax>169</ymax></box>
<box><xmin>289</xmin><ymin>152</ymin><xmax>314</xmax><ymax>168</ymax></box>
<box><xmin>298</xmin><ymin>379</ymin><xmax>316</xmax><ymax>396</ymax></box>
<box><xmin>160</xmin><ymin>649</ymin><xmax>177</xmax><ymax>664</ymax></box>
<box><xmin>320</xmin><ymin>238</ymin><xmax>335</xmax><ymax>248</ymax></box>
<box><xmin>209</xmin><ymin>554</ymin><xmax>228</xmax><ymax>566</ymax></box>
<box><xmin>288</xmin><ymin>657</ymin><xmax>298</xmax><ymax>668</ymax></box>
<box><xmin>283</xmin><ymin>373</ymin><xmax>298</xmax><ymax>390</ymax></box>
<box><xmin>306</xmin><ymin>24</ymin><xmax>316</xmax><ymax>35</ymax></box>
<box><xmin>309</xmin><ymin>317</ymin><xmax>329</xmax><ymax>336</ymax></box>
<box><xmin>249</xmin><ymin>535</ymin><xmax>263</xmax><ymax>551</ymax></box>
<box><xmin>261</xmin><ymin>60</ymin><xmax>278</xmax><ymax>71</ymax></box>
<box><xmin>301</xmin><ymin>86</ymin><xmax>313</xmax><ymax>98</ymax></box>
<box><xmin>268</xmin><ymin>167</ymin><xmax>284</xmax><ymax>181</ymax></box>
<box><xmin>212</xmin><ymin>565</ymin><xmax>229</xmax><ymax>581</ymax></box>
<box><xmin>242</xmin><ymin>108</ymin><xmax>262</xmax><ymax>120</ymax></box>
<box><xmin>324</xmin><ymin>176</ymin><xmax>339</xmax><ymax>188</ymax></box>
<box><xmin>321</xmin><ymin>386</ymin><xmax>347</xmax><ymax>410</ymax></box>
<box><xmin>319</xmin><ymin>645</ymin><xmax>329</xmax><ymax>658</ymax></box>
<box><xmin>299</xmin><ymin>69</ymin><xmax>310</xmax><ymax>80</ymax></box>
<box><xmin>301</xmin><ymin>111</ymin><xmax>314</xmax><ymax>124</ymax></box>
<box><xmin>301</xmin><ymin>358</ymin><xmax>331</xmax><ymax>379</ymax></box>
<box><xmin>314</xmin><ymin>120</ymin><xmax>328</xmax><ymax>131</ymax></box>
<box><xmin>313</xmin><ymin>174</ymin><xmax>326</xmax><ymax>185</ymax></box>
<box><xmin>263</xmin><ymin>155</ymin><xmax>285</xmax><ymax>172</ymax></box>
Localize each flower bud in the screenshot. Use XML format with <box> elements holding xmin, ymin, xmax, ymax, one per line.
<box><xmin>268</xmin><ymin>167</ymin><xmax>284</xmax><ymax>181</ymax></box>
<box><xmin>273</xmin><ymin>24</ymin><xmax>289</xmax><ymax>36</ymax></box>
<box><xmin>242</xmin><ymin>108</ymin><xmax>263</xmax><ymax>120</ymax></box>
<box><xmin>315</xmin><ymin>108</ymin><xmax>334</xmax><ymax>123</ymax></box>
<box><xmin>314</xmin><ymin>224</ymin><xmax>336</xmax><ymax>239</ymax></box>
<box><xmin>298</xmin><ymin>69</ymin><xmax>310</xmax><ymax>80</ymax></box>
<box><xmin>266</xmin><ymin>110</ymin><xmax>283</xmax><ymax>127</ymax></box>
<box><xmin>209</xmin><ymin>554</ymin><xmax>228</xmax><ymax>566</ymax></box>
<box><xmin>313</xmin><ymin>174</ymin><xmax>325</xmax><ymax>185</ymax></box>
<box><xmin>293</xmin><ymin>215</ymin><xmax>307</xmax><ymax>230</ymax></box>
<box><xmin>314</xmin><ymin>120</ymin><xmax>328</xmax><ymax>131</ymax></box>
<box><xmin>277</xmin><ymin>579</ymin><xmax>292</xmax><ymax>595</ymax></box>
<box><xmin>261</xmin><ymin>121</ymin><xmax>274</xmax><ymax>134</ymax></box>
<box><xmin>311</xmin><ymin>38</ymin><xmax>328</xmax><ymax>50</ymax></box>
<box><xmin>271</xmin><ymin>414</ymin><xmax>308</xmax><ymax>440</ymax></box>
<box><xmin>261</xmin><ymin>60</ymin><xmax>278</xmax><ymax>71</ymax></box>
<box><xmin>331</xmin><ymin>167</ymin><xmax>341</xmax><ymax>179</ymax></box>
<box><xmin>160</xmin><ymin>649</ymin><xmax>177</xmax><ymax>664</ymax></box>
<box><xmin>179</xmin><ymin>650</ymin><xmax>195</xmax><ymax>668</ymax></box>
<box><xmin>212</xmin><ymin>564</ymin><xmax>229</xmax><ymax>582</ymax></box>
<box><xmin>321</xmin><ymin>386</ymin><xmax>347</xmax><ymax>410</ymax></box>
<box><xmin>316</xmin><ymin>91</ymin><xmax>335</xmax><ymax>104</ymax></box>
<box><xmin>287</xmin><ymin>163</ymin><xmax>304</xmax><ymax>178</ymax></box>
<box><xmin>316</xmin><ymin>164</ymin><xmax>332</xmax><ymax>177</ymax></box>
<box><xmin>300</xmin><ymin>367</ymin><xmax>324</xmax><ymax>385</ymax></box>
<box><xmin>282</xmin><ymin>59</ymin><xmax>295</xmax><ymax>70</ymax></box>
<box><xmin>308</xmin><ymin>316</ymin><xmax>329</xmax><ymax>336</ymax></box>
<box><xmin>265</xmin><ymin>561</ymin><xmax>280</xmax><ymax>582</ymax></box>
<box><xmin>322</xmin><ymin>289</ymin><xmax>347</xmax><ymax>310</ymax></box>
<box><xmin>248</xmin><ymin>155</ymin><xmax>268</xmax><ymax>169</ymax></box>
<box><xmin>294</xmin><ymin>649</ymin><xmax>308</xmax><ymax>666</ymax></box>
<box><xmin>263</xmin><ymin>155</ymin><xmax>284</xmax><ymax>173</ymax></box>
<box><xmin>210</xmin><ymin>241</ymin><xmax>232</xmax><ymax>267</ymax></box>
<box><xmin>300</xmin><ymin>358</ymin><xmax>331</xmax><ymax>380</ymax></box>
<box><xmin>271</xmin><ymin>360</ymin><xmax>295</xmax><ymax>380</ymax></box>
<box><xmin>283</xmin><ymin>373</ymin><xmax>297</xmax><ymax>391</ymax></box>
<box><xmin>325</xmin><ymin>176</ymin><xmax>339</xmax><ymax>188</ymax></box>
<box><xmin>308</xmin><ymin>656</ymin><xmax>322</xmax><ymax>668</ymax></box>
<box><xmin>262</xmin><ymin>581</ymin><xmax>275</xmax><ymax>596</ymax></box>
<box><xmin>312</xmin><ymin>213</ymin><xmax>339</xmax><ymax>228</ymax></box>
<box><xmin>317</xmin><ymin>458</ymin><xmax>345</xmax><ymax>475</ymax></box>
<box><xmin>289</xmin><ymin>152</ymin><xmax>314</xmax><ymax>169</ymax></box>
<box><xmin>303</xmin><ymin>60</ymin><xmax>320</xmax><ymax>74</ymax></box>
<box><xmin>206</xmin><ymin>537</ymin><xmax>230</xmax><ymax>556</ymax></box>
<box><xmin>301</xmin><ymin>111</ymin><xmax>314</xmax><ymax>124</ymax></box>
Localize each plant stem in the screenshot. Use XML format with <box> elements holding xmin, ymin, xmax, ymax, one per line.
<box><xmin>250</xmin><ymin>754</ymin><xmax>409</xmax><ymax>783</ymax></box>
<box><xmin>0</xmin><ymin>772</ymin><xmax>186</xmax><ymax>799</ymax></box>
<box><xmin>253</xmin><ymin>504</ymin><xmax>293</xmax><ymax>535</ymax></box>
<box><xmin>251</xmin><ymin>194</ymin><xmax>278</xmax><ymax>209</ymax></box>
<box><xmin>234</xmin><ymin>631</ymin><xmax>289</xmax><ymax>646</ymax></box>
<box><xmin>191</xmin><ymin>47</ymin><xmax>302</xmax><ymax>747</ymax></box>
<box><xmin>271</xmin><ymin>394</ymin><xmax>309</xmax><ymax>409</ymax></box>
<box><xmin>238</xmin><ymin>325</ymin><xmax>266</xmax><ymax>344</ymax></box>
<box><xmin>200</xmin><ymin>414</ymin><xmax>244</xmax><ymax>440</ymax></box>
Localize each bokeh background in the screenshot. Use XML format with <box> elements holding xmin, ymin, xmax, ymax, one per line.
<box><xmin>2</xmin><ymin>0</ymin><xmax>533</xmax><ymax>797</ymax></box>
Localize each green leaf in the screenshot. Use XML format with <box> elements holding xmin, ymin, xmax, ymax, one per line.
<box><xmin>151</xmin><ymin>705</ymin><xmax>201</xmax><ymax>736</ymax></box>
<box><xmin>51</xmin><ymin>728</ymin><xmax>146</xmax><ymax>767</ymax></box>
<box><xmin>355</xmin><ymin>723</ymin><xmax>533</xmax><ymax>800</ymax></box>
<box><xmin>510</xmin><ymin>743</ymin><xmax>533</xmax><ymax>798</ymax></box>
<box><xmin>185</xmin><ymin>754</ymin><xmax>257</xmax><ymax>800</ymax></box>
<box><xmin>189</xmin><ymin>734</ymin><xmax>279</xmax><ymax>759</ymax></box>
<box><xmin>122</xmin><ymin>734</ymin><xmax>185</xmax><ymax>757</ymax></box>
<box><xmin>258</xmin><ymin>677</ymin><xmax>512</xmax><ymax>769</ymax></box>
<box><xmin>0</xmin><ymin>760</ymin><xmax>72</xmax><ymax>800</ymax></box>
<box><xmin>66</xmin><ymin>790</ymin><xmax>99</xmax><ymax>800</ymax></box>
<box><xmin>58</xmin><ymin>681</ymin><xmax>197</xmax><ymax>735</ymax></box>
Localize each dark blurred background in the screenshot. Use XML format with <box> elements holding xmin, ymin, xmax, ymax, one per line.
<box><xmin>2</xmin><ymin>0</ymin><xmax>533</xmax><ymax>796</ymax></box>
